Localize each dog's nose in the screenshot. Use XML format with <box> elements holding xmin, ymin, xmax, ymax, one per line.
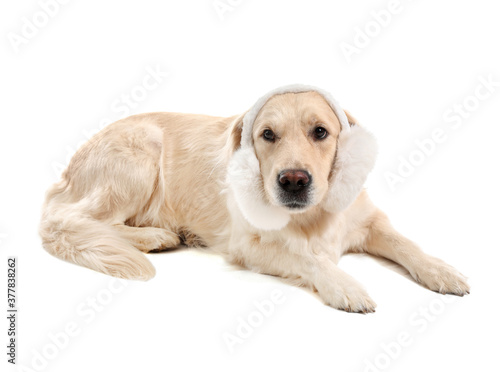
<box><xmin>278</xmin><ymin>170</ymin><xmax>311</xmax><ymax>192</ymax></box>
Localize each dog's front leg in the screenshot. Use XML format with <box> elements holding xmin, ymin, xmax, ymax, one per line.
<box><xmin>229</xmin><ymin>233</ymin><xmax>376</xmax><ymax>313</ymax></box>
<box><xmin>365</xmin><ymin>210</ymin><xmax>470</xmax><ymax>296</ymax></box>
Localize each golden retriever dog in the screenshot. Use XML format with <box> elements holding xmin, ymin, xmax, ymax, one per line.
<box><xmin>39</xmin><ymin>85</ymin><xmax>470</xmax><ymax>313</ymax></box>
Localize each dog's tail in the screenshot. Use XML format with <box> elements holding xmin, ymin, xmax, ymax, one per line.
<box><xmin>39</xmin><ymin>180</ymin><xmax>155</xmax><ymax>280</ymax></box>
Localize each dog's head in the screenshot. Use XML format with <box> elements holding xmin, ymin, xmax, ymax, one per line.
<box><xmin>227</xmin><ymin>85</ymin><xmax>377</xmax><ymax>231</ymax></box>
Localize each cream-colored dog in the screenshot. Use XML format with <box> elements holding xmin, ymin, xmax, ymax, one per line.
<box><xmin>40</xmin><ymin>85</ymin><xmax>469</xmax><ymax>313</ymax></box>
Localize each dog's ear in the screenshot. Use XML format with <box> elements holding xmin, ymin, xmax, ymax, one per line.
<box><xmin>323</xmin><ymin>110</ymin><xmax>378</xmax><ymax>214</ymax></box>
<box><xmin>228</xmin><ymin>113</ymin><xmax>245</xmax><ymax>153</ymax></box>
<box><xmin>343</xmin><ymin>109</ymin><xmax>357</xmax><ymax>126</ymax></box>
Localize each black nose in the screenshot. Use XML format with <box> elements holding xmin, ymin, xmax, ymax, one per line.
<box><xmin>278</xmin><ymin>170</ymin><xmax>311</xmax><ymax>192</ymax></box>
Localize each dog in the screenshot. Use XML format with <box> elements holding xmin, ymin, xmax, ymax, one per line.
<box><xmin>39</xmin><ymin>84</ymin><xmax>470</xmax><ymax>313</ymax></box>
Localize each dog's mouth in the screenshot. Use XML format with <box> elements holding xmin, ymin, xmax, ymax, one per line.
<box><xmin>277</xmin><ymin>190</ymin><xmax>311</xmax><ymax>211</ymax></box>
<box><xmin>282</xmin><ymin>201</ymin><xmax>309</xmax><ymax>210</ymax></box>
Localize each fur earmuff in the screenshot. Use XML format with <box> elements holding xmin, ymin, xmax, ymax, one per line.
<box><xmin>227</xmin><ymin>84</ymin><xmax>377</xmax><ymax>230</ymax></box>
<box><xmin>227</xmin><ymin>148</ymin><xmax>291</xmax><ymax>231</ymax></box>
<box><xmin>323</xmin><ymin>124</ymin><xmax>378</xmax><ymax>213</ymax></box>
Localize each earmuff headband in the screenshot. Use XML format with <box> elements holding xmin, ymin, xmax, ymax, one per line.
<box><xmin>240</xmin><ymin>84</ymin><xmax>351</xmax><ymax>149</ymax></box>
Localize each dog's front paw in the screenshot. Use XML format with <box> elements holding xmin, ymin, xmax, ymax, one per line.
<box><xmin>318</xmin><ymin>278</ymin><xmax>377</xmax><ymax>313</ymax></box>
<box><xmin>411</xmin><ymin>256</ymin><xmax>470</xmax><ymax>296</ymax></box>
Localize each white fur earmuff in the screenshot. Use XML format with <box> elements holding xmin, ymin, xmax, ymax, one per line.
<box><xmin>227</xmin><ymin>84</ymin><xmax>377</xmax><ymax>230</ymax></box>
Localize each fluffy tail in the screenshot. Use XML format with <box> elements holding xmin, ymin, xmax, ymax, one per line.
<box><xmin>39</xmin><ymin>181</ymin><xmax>156</xmax><ymax>280</ymax></box>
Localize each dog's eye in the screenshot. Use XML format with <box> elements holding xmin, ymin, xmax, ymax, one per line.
<box><xmin>262</xmin><ymin>129</ymin><xmax>276</xmax><ymax>142</ymax></box>
<box><xmin>313</xmin><ymin>126</ymin><xmax>328</xmax><ymax>140</ymax></box>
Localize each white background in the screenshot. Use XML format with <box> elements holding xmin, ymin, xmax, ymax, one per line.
<box><xmin>1</xmin><ymin>0</ymin><xmax>500</xmax><ymax>371</ymax></box>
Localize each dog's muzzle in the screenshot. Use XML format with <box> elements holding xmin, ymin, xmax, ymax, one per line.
<box><xmin>277</xmin><ymin>169</ymin><xmax>312</xmax><ymax>209</ymax></box>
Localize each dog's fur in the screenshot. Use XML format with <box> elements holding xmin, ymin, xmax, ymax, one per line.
<box><xmin>39</xmin><ymin>89</ymin><xmax>469</xmax><ymax>312</ymax></box>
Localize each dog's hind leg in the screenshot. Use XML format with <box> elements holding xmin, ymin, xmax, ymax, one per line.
<box><xmin>40</xmin><ymin>121</ymin><xmax>171</xmax><ymax>280</ymax></box>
